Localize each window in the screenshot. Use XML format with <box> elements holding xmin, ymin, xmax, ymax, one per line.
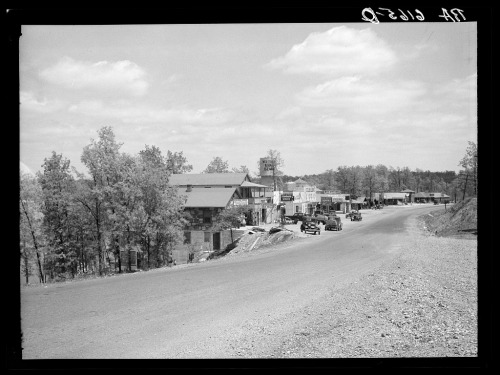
<box><xmin>204</xmin><ymin>232</ymin><xmax>211</xmax><ymax>242</ymax></box>
<box><xmin>203</xmin><ymin>209</ymin><xmax>212</xmax><ymax>224</ymax></box>
<box><xmin>183</xmin><ymin>231</ymin><xmax>191</xmax><ymax>244</ymax></box>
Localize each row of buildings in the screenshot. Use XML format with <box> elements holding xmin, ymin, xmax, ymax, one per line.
<box><xmin>168</xmin><ymin>171</ymin><xmax>451</xmax><ymax>259</ymax></box>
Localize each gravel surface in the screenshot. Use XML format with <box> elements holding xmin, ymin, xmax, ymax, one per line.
<box><xmin>220</xmin><ymin>212</ymin><xmax>478</xmax><ymax>358</ymax></box>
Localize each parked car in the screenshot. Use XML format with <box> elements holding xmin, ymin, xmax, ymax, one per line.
<box><xmin>300</xmin><ymin>222</ymin><xmax>321</xmax><ymax>235</ymax></box>
<box><xmin>351</xmin><ymin>212</ymin><xmax>362</xmax><ymax>221</ymax></box>
<box><xmin>345</xmin><ymin>210</ymin><xmax>359</xmax><ymax>219</ymax></box>
<box><xmin>311</xmin><ymin>213</ymin><xmax>328</xmax><ymax>225</ymax></box>
<box><xmin>325</xmin><ymin>217</ymin><xmax>343</xmax><ymax>231</ymax></box>
<box><xmin>286</xmin><ymin>212</ymin><xmax>310</xmax><ymax>224</ymax></box>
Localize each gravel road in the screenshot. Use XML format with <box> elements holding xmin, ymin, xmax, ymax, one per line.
<box><xmin>19</xmin><ymin>206</ymin><xmax>479</xmax><ymax>362</ymax></box>
<box><xmin>221</xmin><ymin>211</ymin><xmax>478</xmax><ymax>359</ymax></box>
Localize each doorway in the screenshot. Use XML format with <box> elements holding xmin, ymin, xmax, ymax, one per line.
<box><xmin>213</xmin><ymin>232</ymin><xmax>221</xmax><ymax>251</ymax></box>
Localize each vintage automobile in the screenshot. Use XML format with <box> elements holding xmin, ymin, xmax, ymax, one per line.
<box><xmin>325</xmin><ymin>217</ymin><xmax>343</xmax><ymax>231</ymax></box>
<box><xmin>345</xmin><ymin>210</ymin><xmax>359</xmax><ymax>219</ymax></box>
<box><xmin>300</xmin><ymin>221</ymin><xmax>321</xmax><ymax>235</ymax></box>
<box><xmin>311</xmin><ymin>213</ymin><xmax>328</xmax><ymax>225</ymax></box>
<box><xmin>351</xmin><ymin>212</ymin><xmax>362</xmax><ymax>221</ymax></box>
<box><xmin>286</xmin><ymin>212</ymin><xmax>310</xmax><ymax>224</ymax></box>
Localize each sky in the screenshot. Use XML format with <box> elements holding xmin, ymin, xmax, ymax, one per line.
<box><xmin>19</xmin><ymin>21</ymin><xmax>477</xmax><ymax>178</ymax></box>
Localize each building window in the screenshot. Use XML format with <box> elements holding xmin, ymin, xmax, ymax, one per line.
<box><xmin>204</xmin><ymin>232</ymin><xmax>211</xmax><ymax>242</ymax></box>
<box><xmin>184</xmin><ymin>231</ymin><xmax>191</xmax><ymax>244</ymax></box>
<box><xmin>203</xmin><ymin>209</ymin><xmax>212</xmax><ymax>224</ymax></box>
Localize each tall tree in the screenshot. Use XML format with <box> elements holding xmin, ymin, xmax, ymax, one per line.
<box><xmin>204</xmin><ymin>156</ymin><xmax>230</xmax><ymax>173</ymax></box>
<box><xmin>335</xmin><ymin>166</ymin><xmax>350</xmax><ymax>193</ymax></box>
<box><xmin>80</xmin><ymin>126</ymin><xmax>124</xmax><ymax>275</ymax></box>
<box><xmin>20</xmin><ymin>172</ymin><xmax>46</xmax><ymax>283</ymax></box>
<box><xmin>137</xmin><ymin>145</ymin><xmax>184</xmax><ymax>269</ymax></box>
<box><xmin>321</xmin><ymin>169</ymin><xmax>336</xmax><ymax>192</ymax></box>
<box><xmin>38</xmin><ymin>152</ymin><xmax>78</xmax><ymax>280</ymax></box>
<box><xmin>362</xmin><ymin>165</ymin><xmax>379</xmax><ymax>201</ymax></box>
<box><xmin>459</xmin><ymin>141</ymin><xmax>478</xmax><ymax>196</ymax></box>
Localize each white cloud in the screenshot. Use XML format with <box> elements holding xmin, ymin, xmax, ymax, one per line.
<box><xmin>266</xmin><ymin>26</ymin><xmax>397</xmax><ymax>77</ymax></box>
<box><xmin>67</xmin><ymin>100</ymin><xmax>232</xmax><ymax>125</ymax></box>
<box><xmin>39</xmin><ymin>56</ymin><xmax>149</xmax><ymax>96</ymax></box>
<box><xmin>20</xmin><ymin>91</ymin><xmax>65</xmax><ymax>113</ymax></box>
<box><xmin>296</xmin><ymin>76</ymin><xmax>427</xmax><ymax>115</ymax></box>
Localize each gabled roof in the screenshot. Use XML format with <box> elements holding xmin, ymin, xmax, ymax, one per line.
<box><xmin>169</xmin><ymin>173</ymin><xmax>248</xmax><ymax>186</ymax></box>
<box><xmin>177</xmin><ymin>187</ymin><xmax>236</xmax><ymax>208</ymax></box>
<box><xmin>414</xmin><ymin>192</ymin><xmax>429</xmax><ymax>198</ymax></box>
<box><xmin>240</xmin><ymin>181</ymin><xmax>268</xmax><ymax>188</ymax></box>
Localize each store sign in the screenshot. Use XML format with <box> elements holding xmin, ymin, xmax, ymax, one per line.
<box><xmin>281</xmin><ymin>195</ymin><xmax>294</xmax><ymax>201</ymax></box>
<box><xmin>321</xmin><ymin>197</ymin><xmax>332</xmax><ymax>205</ymax></box>
<box><xmin>233</xmin><ymin>199</ymin><xmax>248</xmax><ymax>206</ymax></box>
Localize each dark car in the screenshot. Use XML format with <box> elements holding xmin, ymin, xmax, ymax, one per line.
<box><xmin>286</xmin><ymin>212</ymin><xmax>310</xmax><ymax>224</ymax></box>
<box><xmin>325</xmin><ymin>217</ymin><xmax>343</xmax><ymax>231</ymax></box>
<box><xmin>300</xmin><ymin>222</ymin><xmax>321</xmax><ymax>235</ymax></box>
<box><xmin>345</xmin><ymin>210</ymin><xmax>359</xmax><ymax>219</ymax></box>
<box><xmin>351</xmin><ymin>212</ymin><xmax>362</xmax><ymax>221</ymax></box>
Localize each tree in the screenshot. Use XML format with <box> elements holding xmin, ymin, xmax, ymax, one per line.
<box><xmin>38</xmin><ymin>152</ymin><xmax>78</xmax><ymax>280</ymax></box>
<box><xmin>212</xmin><ymin>205</ymin><xmax>250</xmax><ymax>245</ymax></box>
<box><xmin>166</xmin><ymin>150</ymin><xmax>193</xmax><ymax>174</ymax></box>
<box><xmin>20</xmin><ymin>172</ymin><xmax>46</xmax><ymax>283</ymax></box>
<box><xmin>203</xmin><ymin>156</ymin><xmax>230</xmax><ymax>173</ymax></box>
<box><xmin>231</xmin><ymin>165</ymin><xmax>250</xmax><ymax>175</ymax></box>
<box><xmin>321</xmin><ymin>169</ymin><xmax>336</xmax><ymax>192</ymax></box>
<box><xmin>80</xmin><ymin>126</ymin><xmax>124</xmax><ymax>275</ymax></box>
<box><xmin>459</xmin><ymin>141</ymin><xmax>477</xmax><ymax>196</ymax></box>
<box><xmin>375</xmin><ymin>164</ymin><xmax>389</xmax><ymax>192</ymax></box>
<box><xmin>362</xmin><ymin>165</ymin><xmax>379</xmax><ymax>202</ymax></box>
<box><xmin>137</xmin><ymin>145</ymin><xmax>185</xmax><ymax>269</ymax></box>
<box><xmin>335</xmin><ymin>166</ymin><xmax>350</xmax><ymax>193</ymax></box>
<box><xmin>348</xmin><ymin>166</ymin><xmax>363</xmax><ymax>197</ymax></box>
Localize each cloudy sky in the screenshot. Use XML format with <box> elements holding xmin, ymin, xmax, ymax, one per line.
<box><xmin>19</xmin><ymin>22</ymin><xmax>477</xmax><ymax>177</ymax></box>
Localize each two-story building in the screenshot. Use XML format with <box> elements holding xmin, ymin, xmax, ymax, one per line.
<box><xmin>281</xmin><ymin>178</ymin><xmax>317</xmax><ymax>216</ymax></box>
<box><xmin>169</xmin><ymin>173</ymin><xmax>271</xmax><ymax>259</ymax></box>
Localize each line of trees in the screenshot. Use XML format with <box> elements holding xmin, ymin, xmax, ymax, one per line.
<box><xmin>20</xmin><ymin>127</ymin><xmax>192</xmax><ymax>284</ymax></box>
<box><xmin>274</xmin><ymin>142</ymin><xmax>477</xmax><ymax>202</ymax></box>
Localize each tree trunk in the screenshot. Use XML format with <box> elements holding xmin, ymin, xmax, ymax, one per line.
<box><xmin>146</xmin><ymin>235</ymin><xmax>151</xmax><ymax>270</ymax></box>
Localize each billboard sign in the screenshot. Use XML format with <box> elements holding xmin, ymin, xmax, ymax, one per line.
<box><xmin>321</xmin><ymin>197</ymin><xmax>333</xmax><ymax>205</ymax></box>
<box><xmin>260</xmin><ymin>158</ymin><xmax>275</xmax><ymax>177</ymax></box>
